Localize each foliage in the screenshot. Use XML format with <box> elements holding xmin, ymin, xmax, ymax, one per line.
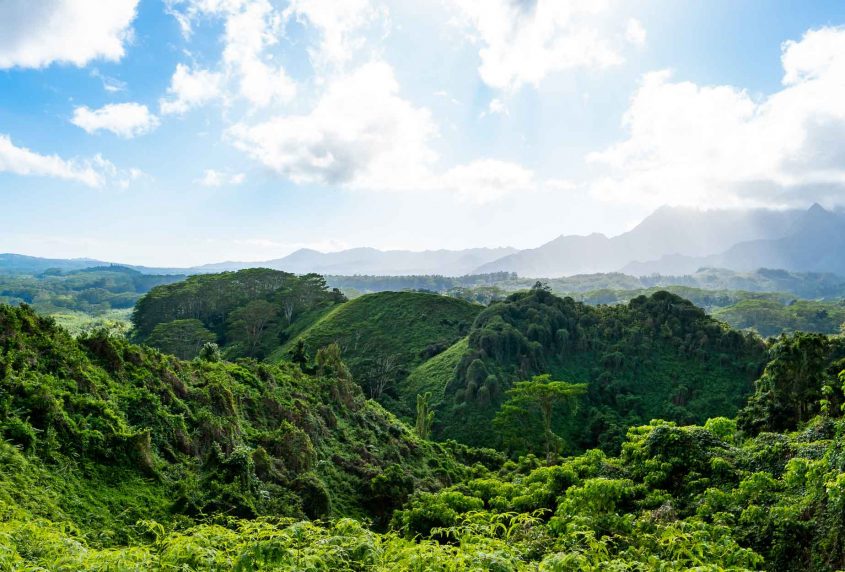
<box><xmin>493</xmin><ymin>375</ymin><xmax>587</xmax><ymax>462</ymax></box>
<box><xmin>0</xmin><ymin>304</ymin><xmax>469</xmax><ymax>544</ymax></box>
<box><xmin>737</xmin><ymin>333</ymin><xmax>845</xmax><ymax>435</ymax></box>
<box><xmin>145</xmin><ymin>318</ymin><xmax>216</xmax><ymax>359</ymax></box>
<box><xmin>0</xmin><ymin>265</ymin><xmax>183</xmax><ymax>316</ymax></box>
<box><xmin>415</xmin><ymin>392</ymin><xmax>435</xmax><ymax>440</ymax></box>
<box><xmin>132</xmin><ymin>269</ymin><xmax>345</xmax><ymax>359</ymax></box>
<box><xmin>10</xmin><ymin>298</ymin><xmax>845</xmax><ymax>569</ymax></box>
<box><xmin>278</xmin><ymin>291</ymin><xmax>481</xmax><ymax>414</ymax></box>
<box><xmin>436</xmin><ymin>289</ymin><xmax>766</xmax><ymax>453</ymax></box>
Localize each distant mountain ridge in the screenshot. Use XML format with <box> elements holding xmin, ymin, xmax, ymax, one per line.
<box><xmin>473</xmin><ymin>206</ymin><xmax>805</xmax><ymax>277</ymax></box>
<box><xmin>3</xmin><ymin>204</ymin><xmax>844</xmax><ymax>278</ymax></box>
<box><xmin>623</xmin><ymin>204</ymin><xmax>845</xmax><ymax>276</ymax></box>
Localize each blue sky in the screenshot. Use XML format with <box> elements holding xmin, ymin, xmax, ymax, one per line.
<box><xmin>2</xmin><ymin>0</ymin><xmax>845</xmax><ymax>266</ymax></box>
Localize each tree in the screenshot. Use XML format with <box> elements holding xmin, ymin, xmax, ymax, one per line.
<box><xmin>315</xmin><ymin>342</ymin><xmax>352</xmax><ymax>382</ymax></box>
<box><xmin>494</xmin><ymin>374</ymin><xmax>586</xmax><ymax>463</ymax></box>
<box><xmin>145</xmin><ymin>319</ymin><xmax>216</xmax><ymax>359</ymax></box>
<box><xmin>289</xmin><ymin>338</ymin><xmax>310</xmax><ymax>371</ymax></box>
<box><xmin>199</xmin><ymin>342</ymin><xmax>222</xmax><ymax>362</ymax></box>
<box><xmin>738</xmin><ymin>332</ymin><xmax>832</xmax><ymax>434</ymax></box>
<box><xmin>226</xmin><ymin>299</ymin><xmax>279</xmax><ymax>358</ymax></box>
<box><xmin>415</xmin><ymin>392</ymin><xmax>435</xmax><ymax>440</ymax></box>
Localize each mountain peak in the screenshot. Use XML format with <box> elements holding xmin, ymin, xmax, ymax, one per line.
<box><xmin>807</xmin><ymin>202</ymin><xmax>827</xmax><ymax>215</ymax></box>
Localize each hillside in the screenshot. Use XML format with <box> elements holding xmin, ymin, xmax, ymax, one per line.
<box><xmin>278</xmin><ymin>291</ymin><xmax>482</xmax><ymax>414</ymax></box>
<box><xmin>8</xmin><ymin>305</ymin><xmax>845</xmax><ymax>569</ymax></box>
<box><xmin>0</xmin><ymin>304</ymin><xmax>476</xmax><ymax>539</ymax></box>
<box><xmin>0</xmin><ymin>265</ymin><xmax>184</xmax><ymax>315</ymax></box>
<box><xmin>132</xmin><ymin>269</ymin><xmax>346</xmax><ymax>359</ymax></box>
<box><xmin>414</xmin><ymin>288</ymin><xmax>767</xmax><ymax>452</ymax></box>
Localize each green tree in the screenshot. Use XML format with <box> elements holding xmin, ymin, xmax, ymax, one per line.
<box><xmin>145</xmin><ymin>319</ymin><xmax>216</xmax><ymax>359</ymax></box>
<box><xmin>738</xmin><ymin>332</ymin><xmax>832</xmax><ymax>434</ymax></box>
<box><xmin>415</xmin><ymin>392</ymin><xmax>435</xmax><ymax>440</ymax></box>
<box><xmin>199</xmin><ymin>341</ymin><xmax>222</xmax><ymax>362</ymax></box>
<box><xmin>226</xmin><ymin>299</ymin><xmax>279</xmax><ymax>358</ymax></box>
<box><xmin>314</xmin><ymin>342</ymin><xmax>352</xmax><ymax>382</ymax></box>
<box><xmin>289</xmin><ymin>338</ymin><xmax>310</xmax><ymax>371</ymax></box>
<box><xmin>494</xmin><ymin>374</ymin><xmax>586</xmax><ymax>463</ymax></box>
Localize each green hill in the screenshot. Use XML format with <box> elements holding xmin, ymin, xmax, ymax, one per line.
<box><xmin>278</xmin><ymin>291</ymin><xmax>482</xmax><ymax>415</ymax></box>
<box><xmin>10</xmin><ymin>301</ymin><xmax>845</xmax><ymax>569</ymax></box>
<box><xmin>132</xmin><ymin>269</ymin><xmax>346</xmax><ymax>359</ymax></box>
<box><xmin>0</xmin><ymin>304</ymin><xmax>476</xmax><ymax>543</ymax></box>
<box><xmin>422</xmin><ymin>287</ymin><xmax>767</xmax><ymax>453</ymax></box>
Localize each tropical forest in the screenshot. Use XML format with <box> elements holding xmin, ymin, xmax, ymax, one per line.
<box><xmin>4</xmin><ymin>0</ymin><xmax>845</xmax><ymax>570</ymax></box>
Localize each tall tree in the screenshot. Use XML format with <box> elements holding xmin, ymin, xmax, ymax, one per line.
<box><xmin>415</xmin><ymin>392</ymin><xmax>435</xmax><ymax>440</ymax></box>
<box><xmin>226</xmin><ymin>299</ymin><xmax>279</xmax><ymax>358</ymax></box>
<box><xmin>494</xmin><ymin>374</ymin><xmax>586</xmax><ymax>463</ymax></box>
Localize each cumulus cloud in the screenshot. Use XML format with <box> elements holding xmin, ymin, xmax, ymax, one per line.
<box><xmin>165</xmin><ymin>0</ymin><xmax>294</xmax><ymax>108</ymax></box>
<box><xmin>283</xmin><ymin>0</ymin><xmax>383</xmax><ymax>67</ymax></box>
<box><xmin>0</xmin><ymin>134</ymin><xmax>114</xmax><ymax>187</ymax></box>
<box><xmin>587</xmin><ymin>26</ymin><xmax>845</xmax><ymax>209</ymax></box>
<box><xmin>227</xmin><ymin>60</ymin><xmax>542</xmax><ymax>203</ymax></box>
<box><xmin>159</xmin><ymin>63</ymin><xmax>225</xmax><ymax>115</ymax></box>
<box><xmin>0</xmin><ymin>0</ymin><xmax>138</xmax><ymax>69</ymax></box>
<box><xmin>227</xmin><ymin>61</ymin><xmax>436</xmax><ymax>188</ymax></box>
<box><xmin>197</xmin><ymin>169</ymin><xmax>246</xmax><ymax>187</ymax></box>
<box><xmin>448</xmin><ymin>0</ymin><xmax>637</xmax><ymax>91</ymax></box>
<box><xmin>71</xmin><ymin>103</ymin><xmax>160</xmax><ymax>138</ymax></box>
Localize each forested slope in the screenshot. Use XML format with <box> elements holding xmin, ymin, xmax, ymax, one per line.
<box><xmin>278</xmin><ymin>291</ymin><xmax>482</xmax><ymax>415</ymax></box>
<box><xmin>0</xmin><ymin>305</ymin><xmax>474</xmax><ymax>540</ymax></box>
<box><xmin>8</xmin><ymin>302</ymin><xmax>845</xmax><ymax>569</ymax></box>
<box><xmin>426</xmin><ymin>287</ymin><xmax>767</xmax><ymax>452</ymax></box>
<box><xmin>132</xmin><ymin>269</ymin><xmax>346</xmax><ymax>359</ymax></box>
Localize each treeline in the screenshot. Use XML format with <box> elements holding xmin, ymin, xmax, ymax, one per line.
<box><xmin>132</xmin><ymin>269</ymin><xmax>346</xmax><ymax>359</ymax></box>
<box><xmin>0</xmin><ymin>266</ymin><xmax>183</xmax><ymax>315</ymax></box>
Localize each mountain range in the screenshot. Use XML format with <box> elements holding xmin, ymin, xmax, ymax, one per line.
<box><xmin>2</xmin><ymin>204</ymin><xmax>843</xmax><ymax>278</ymax></box>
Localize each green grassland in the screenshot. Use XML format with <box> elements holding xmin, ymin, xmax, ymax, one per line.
<box><xmin>277</xmin><ymin>291</ymin><xmax>482</xmax><ymax>415</ymax></box>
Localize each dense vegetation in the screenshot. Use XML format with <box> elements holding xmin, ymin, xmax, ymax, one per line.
<box><xmin>132</xmin><ymin>269</ymin><xmax>346</xmax><ymax>359</ymax></box>
<box><xmin>0</xmin><ymin>265</ymin><xmax>182</xmax><ymax>316</ymax></box>
<box><xmin>328</xmin><ymin>268</ymin><xmax>845</xmax><ymax>300</ymax></box>
<box><xmin>0</xmin><ymin>305</ymin><xmax>477</xmax><ymax>539</ymax></box>
<box><xmin>277</xmin><ymin>291</ymin><xmax>481</xmax><ymax>416</ymax></box>
<box><xmin>7</xmin><ymin>290</ymin><xmax>845</xmax><ymax>569</ymax></box>
<box><xmin>328</xmin><ymin>269</ymin><xmax>845</xmax><ymax>337</ymax></box>
<box><xmin>431</xmin><ymin>287</ymin><xmax>766</xmax><ymax>453</ymax></box>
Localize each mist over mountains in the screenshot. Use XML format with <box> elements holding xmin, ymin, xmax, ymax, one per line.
<box><xmin>3</xmin><ymin>204</ymin><xmax>843</xmax><ymax>278</ymax></box>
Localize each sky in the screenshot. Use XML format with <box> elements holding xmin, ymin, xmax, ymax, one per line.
<box><xmin>2</xmin><ymin>0</ymin><xmax>845</xmax><ymax>267</ymax></box>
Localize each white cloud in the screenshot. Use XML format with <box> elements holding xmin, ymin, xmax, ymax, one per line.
<box><xmin>0</xmin><ymin>0</ymin><xmax>138</xmax><ymax>69</ymax></box>
<box><xmin>283</xmin><ymin>0</ymin><xmax>383</xmax><ymax>67</ymax></box>
<box><xmin>441</xmin><ymin>159</ymin><xmax>535</xmax><ymax>203</ymax></box>
<box><xmin>227</xmin><ymin>61</ymin><xmax>436</xmax><ymax>188</ymax></box>
<box><xmin>227</xmin><ymin>59</ymin><xmax>541</xmax><ymax>203</ymax></box>
<box><xmin>480</xmin><ymin>98</ymin><xmax>507</xmax><ymax>118</ymax></box>
<box><xmin>197</xmin><ymin>169</ymin><xmax>246</xmax><ymax>187</ymax></box>
<box><xmin>448</xmin><ymin>0</ymin><xmax>636</xmax><ymax>91</ymax></box>
<box><xmin>159</xmin><ymin>63</ymin><xmax>225</xmax><ymax>115</ymax></box>
<box><xmin>90</xmin><ymin>69</ymin><xmax>127</xmax><ymax>93</ymax></box>
<box><xmin>222</xmin><ymin>0</ymin><xmax>296</xmax><ymax>106</ymax></box>
<box><xmin>165</xmin><ymin>0</ymin><xmax>295</xmax><ymax>108</ymax></box>
<box><xmin>0</xmin><ymin>134</ymin><xmax>112</xmax><ymax>187</ymax></box>
<box><xmin>587</xmin><ymin>26</ymin><xmax>845</xmax><ymax>209</ymax></box>
<box><xmin>71</xmin><ymin>103</ymin><xmax>160</xmax><ymax>138</ymax></box>
<box><xmin>625</xmin><ymin>18</ymin><xmax>646</xmax><ymax>47</ymax></box>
